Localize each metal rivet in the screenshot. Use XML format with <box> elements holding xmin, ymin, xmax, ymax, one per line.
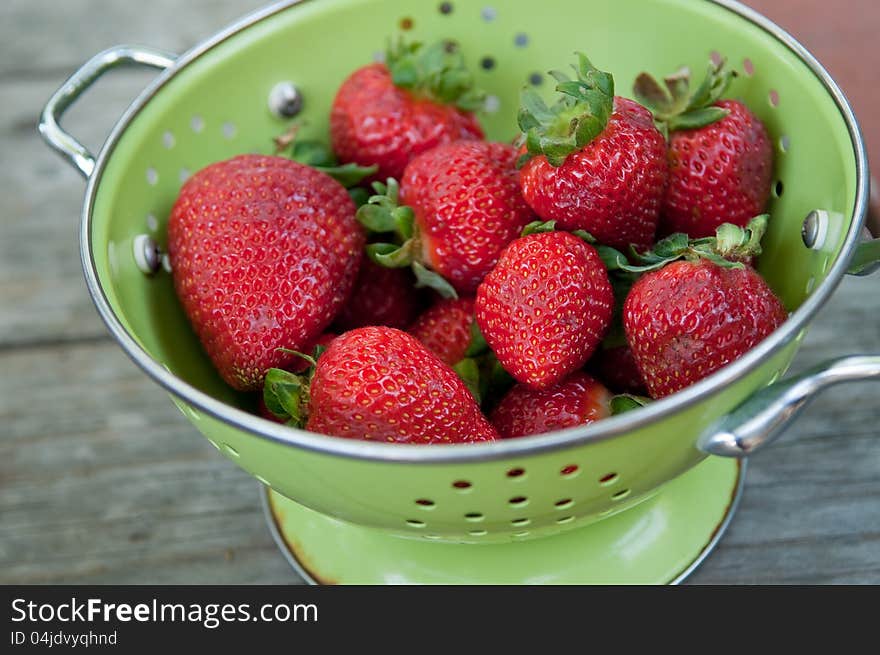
<box><xmin>133</xmin><ymin>234</ymin><xmax>163</xmax><ymax>275</ymax></box>
<box><xmin>802</xmin><ymin>210</ymin><xmax>829</xmax><ymax>250</ymax></box>
<box><xmin>268</xmin><ymin>82</ymin><xmax>303</xmax><ymax>118</ymax></box>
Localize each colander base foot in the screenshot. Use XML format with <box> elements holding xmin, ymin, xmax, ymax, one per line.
<box><xmin>262</xmin><ymin>457</ymin><xmax>743</xmax><ymax>584</ymax></box>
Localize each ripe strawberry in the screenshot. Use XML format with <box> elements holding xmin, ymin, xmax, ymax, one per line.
<box><xmin>475</xmin><ymin>228</ymin><xmax>614</xmax><ymax>390</ymax></box>
<box><xmin>330</xmin><ymin>40</ymin><xmax>484</xmax><ymax>182</ymax></box>
<box><xmin>517</xmin><ymin>54</ymin><xmax>667</xmax><ymax>252</ymax></box>
<box><xmin>167</xmin><ymin>155</ymin><xmax>363</xmax><ymax>391</ymax></box>
<box><xmin>620</xmin><ymin>217</ymin><xmax>787</xmax><ymax>398</ymax></box>
<box><xmin>634</xmin><ymin>58</ymin><xmax>773</xmax><ymax>238</ymax></box>
<box><xmin>334</xmin><ymin>258</ymin><xmax>423</xmax><ymax>331</ymax></box>
<box><xmin>407</xmin><ymin>296</ymin><xmax>475</xmax><ymax>366</ymax></box>
<box><xmin>358</xmin><ymin>140</ymin><xmax>535</xmax><ymax>297</ymax></box>
<box><xmin>490</xmin><ymin>372</ymin><xmax>612</xmax><ymax>439</ymax></box>
<box><xmin>264</xmin><ymin>327</ymin><xmax>498</xmax><ymax>443</ymax></box>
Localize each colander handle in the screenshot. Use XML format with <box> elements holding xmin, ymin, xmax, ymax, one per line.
<box><xmin>38</xmin><ymin>45</ymin><xmax>176</xmax><ymax>179</ymax></box>
<box><xmin>849</xmin><ymin>179</ymin><xmax>880</xmax><ymax>276</ymax></box>
<box><xmin>698</xmin><ymin>355</ymin><xmax>880</xmax><ymax>457</ymax></box>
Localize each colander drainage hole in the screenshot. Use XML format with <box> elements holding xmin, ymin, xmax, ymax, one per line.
<box><xmin>560</xmin><ymin>464</ymin><xmax>579</xmax><ymax>477</ymax></box>
<box><xmin>439</xmin><ymin>2</ymin><xmax>453</xmax><ymax>15</ymax></box>
<box><xmin>415</xmin><ymin>499</ymin><xmax>435</xmax><ymax>508</ymax></box>
<box><xmin>511</xmin><ymin>518</ymin><xmax>530</xmax><ymax>527</ymax></box>
<box><xmin>464</xmin><ymin>512</ymin><xmax>484</xmax><ymax>522</ymax></box>
<box><xmin>506</xmin><ymin>467</ymin><xmax>526</xmax><ymax>478</ymax></box>
<box><xmin>769</xmin><ymin>89</ymin><xmax>780</xmax><ymax>107</ymax></box>
<box><xmin>508</xmin><ymin>496</ymin><xmax>528</xmax><ymax>508</ymax></box>
<box><xmin>146</xmin><ymin>167</ymin><xmax>158</xmax><ymax>186</ymax></box>
<box><xmin>452</xmin><ymin>480</ymin><xmax>472</xmax><ymax>490</ymax></box>
<box><xmin>598</xmin><ymin>472</ymin><xmax>618</xmax><ymax>486</ymax></box>
<box><xmin>779</xmin><ymin>135</ymin><xmax>790</xmax><ymax>153</ymax></box>
<box><xmin>709</xmin><ymin>50</ymin><xmax>722</xmax><ymax>67</ymax></box>
<box><xmin>162</xmin><ymin>131</ymin><xmax>175</xmax><ymax>149</ymax></box>
<box><xmin>513</xmin><ymin>531</ymin><xmax>530</xmax><ymax>538</ymax></box>
<box><xmin>611</xmin><ymin>489</ymin><xmax>631</xmax><ymax>501</ymax></box>
<box><xmin>406</xmin><ymin>519</ymin><xmax>426</xmax><ymax>528</ymax></box>
<box><xmin>191</xmin><ymin>115</ymin><xmax>205</xmax><ymax>133</ymax></box>
<box><xmin>554</xmin><ymin>498</ymin><xmax>574</xmax><ymax>510</ymax></box>
<box><xmin>773</xmin><ymin>180</ymin><xmax>784</xmax><ymax>198</ymax></box>
<box><xmin>468</xmin><ymin>529</ymin><xmax>488</xmax><ymax>537</ymax></box>
<box><xmin>743</xmin><ymin>58</ymin><xmax>755</xmax><ymax>76</ymax></box>
<box><xmin>556</xmin><ymin>516</ymin><xmax>574</xmax><ymax>524</ymax></box>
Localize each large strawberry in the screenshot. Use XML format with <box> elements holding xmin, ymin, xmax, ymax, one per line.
<box><xmin>490</xmin><ymin>372</ymin><xmax>612</xmax><ymax>439</ymax></box>
<box><xmin>358</xmin><ymin>141</ymin><xmax>535</xmax><ymax>297</ymax></box>
<box><xmin>517</xmin><ymin>54</ymin><xmax>668</xmax><ymax>252</ymax></box>
<box><xmin>619</xmin><ymin>216</ymin><xmax>787</xmax><ymax>398</ymax></box>
<box><xmin>334</xmin><ymin>258</ymin><xmax>423</xmax><ymax>332</ymax></box>
<box><xmin>168</xmin><ymin>155</ymin><xmax>363</xmax><ymax>391</ymax></box>
<box><xmin>475</xmin><ymin>225</ymin><xmax>614</xmax><ymax>390</ymax></box>
<box><xmin>330</xmin><ymin>40</ymin><xmax>484</xmax><ymax>182</ymax></box>
<box><xmin>634</xmin><ymin>58</ymin><xmax>773</xmax><ymax>238</ymax></box>
<box><xmin>262</xmin><ymin>327</ymin><xmax>497</xmax><ymax>444</ymax></box>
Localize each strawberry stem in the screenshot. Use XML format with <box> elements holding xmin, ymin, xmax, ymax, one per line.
<box><xmin>601</xmin><ymin>215</ymin><xmax>768</xmax><ymax>274</ymax></box>
<box><xmin>386</xmin><ymin>38</ymin><xmax>486</xmax><ymax>112</ymax></box>
<box><xmin>357</xmin><ymin>180</ymin><xmax>459</xmax><ymax>299</ymax></box>
<box><xmin>634</xmin><ymin>57</ymin><xmax>736</xmax><ymax>138</ymax></box>
<box><xmin>517</xmin><ymin>53</ymin><xmax>615</xmax><ymax>167</ymax></box>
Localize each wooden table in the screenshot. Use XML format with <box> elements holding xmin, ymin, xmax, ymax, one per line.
<box><xmin>2</xmin><ymin>0</ymin><xmax>878</xmax><ymax>584</ymax></box>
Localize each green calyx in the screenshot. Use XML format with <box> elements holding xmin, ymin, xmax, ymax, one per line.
<box><xmin>356</xmin><ymin>179</ymin><xmax>458</xmax><ymax>299</ymax></box>
<box><xmin>517</xmin><ymin>53</ymin><xmax>615</xmax><ymax>167</ymax></box>
<box><xmin>610</xmin><ymin>394</ymin><xmax>652</xmax><ymax>416</ymax></box>
<box><xmin>599</xmin><ymin>214</ymin><xmax>769</xmax><ymax>274</ymax></box>
<box><xmin>633</xmin><ymin>56</ymin><xmax>736</xmax><ymax>139</ymax></box>
<box><xmin>521</xmin><ymin>220</ymin><xmax>595</xmax><ymax>244</ymax></box>
<box><xmin>386</xmin><ymin>38</ymin><xmax>486</xmax><ymax>112</ymax></box>
<box><xmin>261</xmin><ymin>346</ymin><xmax>326</xmax><ymax>427</ymax></box>
<box><xmin>455</xmin><ymin>322</ymin><xmax>514</xmax><ymax>409</ymax></box>
<box><xmin>276</xmin><ymin>130</ymin><xmax>378</xmax><ymax>188</ymax></box>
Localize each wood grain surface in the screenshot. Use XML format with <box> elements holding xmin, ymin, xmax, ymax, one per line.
<box><xmin>1</xmin><ymin>0</ymin><xmax>878</xmax><ymax>585</ymax></box>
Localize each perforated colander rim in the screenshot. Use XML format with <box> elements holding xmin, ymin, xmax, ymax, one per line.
<box><xmin>80</xmin><ymin>0</ymin><xmax>870</xmax><ymax>464</ymax></box>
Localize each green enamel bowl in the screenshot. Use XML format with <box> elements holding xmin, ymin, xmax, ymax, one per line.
<box><xmin>40</xmin><ymin>0</ymin><xmax>878</xmax><ymax>584</ymax></box>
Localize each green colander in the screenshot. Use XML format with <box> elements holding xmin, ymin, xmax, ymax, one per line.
<box><xmin>39</xmin><ymin>0</ymin><xmax>879</xmax><ymax>584</ymax></box>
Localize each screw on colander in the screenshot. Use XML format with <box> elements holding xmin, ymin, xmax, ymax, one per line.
<box><xmin>268</xmin><ymin>81</ymin><xmax>304</xmax><ymax>118</ymax></box>
<box><xmin>132</xmin><ymin>234</ymin><xmax>165</xmax><ymax>276</ymax></box>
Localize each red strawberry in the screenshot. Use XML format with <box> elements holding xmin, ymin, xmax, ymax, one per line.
<box><xmin>634</xmin><ymin>59</ymin><xmax>773</xmax><ymax>238</ymax></box>
<box><xmin>407</xmin><ymin>296</ymin><xmax>475</xmax><ymax>366</ymax></box>
<box><xmin>620</xmin><ymin>218</ymin><xmax>787</xmax><ymax>398</ymax></box>
<box><xmin>330</xmin><ymin>40</ymin><xmax>484</xmax><ymax>182</ymax></box>
<box><xmin>491</xmin><ymin>372</ymin><xmax>612</xmax><ymax>439</ymax></box>
<box><xmin>359</xmin><ymin>140</ymin><xmax>535</xmax><ymax>297</ymax></box>
<box><xmin>334</xmin><ymin>258</ymin><xmax>423</xmax><ymax>332</ymax></box>
<box><xmin>168</xmin><ymin>155</ymin><xmax>363</xmax><ymax>391</ymax></box>
<box><xmin>475</xmin><ymin>228</ymin><xmax>614</xmax><ymax>390</ymax></box>
<box><xmin>592</xmin><ymin>345</ymin><xmax>647</xmax><ymax>395</ymax></box>
<box><xmin>517</xmin><ymin>55</ymin><xmax>668</xmax><ymax>252</ymax></box>
<box><xmin>264</xmin><ymin>327</ymin><xmax>497</xmax><ymax>444</ymax></box>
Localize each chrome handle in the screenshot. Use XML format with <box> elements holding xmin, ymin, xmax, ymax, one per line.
<box><xmin>699</xmin><ymin>355</ymin><xmax>880</xmax><ymax>457</ymax></box>
<box><xmin>38</xmin><ymin>45</ymin><xmax>176</xmax><ymax>179</ymax></box>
